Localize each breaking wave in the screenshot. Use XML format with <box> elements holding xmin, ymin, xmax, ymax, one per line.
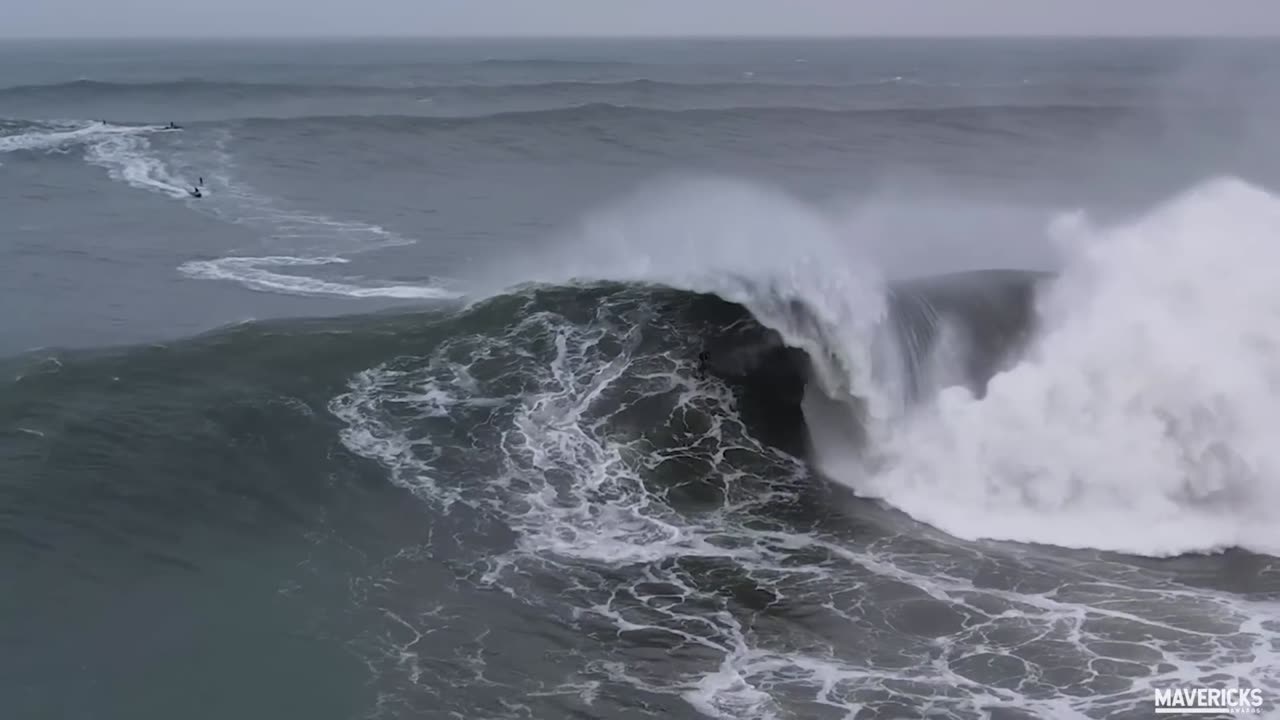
<box><xmin>484</xmin><ymin>174</ymin><xmax>1280</xmax><ymax>558</ymax></box>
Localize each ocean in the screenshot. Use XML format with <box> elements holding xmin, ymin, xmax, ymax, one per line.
<box><xmin>2</xmin><ymin>36</ymin><xmax>1280</xmax><ymax>720</ymax></box>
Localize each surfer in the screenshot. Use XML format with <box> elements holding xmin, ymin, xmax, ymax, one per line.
<box><xmin>167</xmin><ymin>122</ymin><xmax>182</xmax><ymax>130</ymax></box>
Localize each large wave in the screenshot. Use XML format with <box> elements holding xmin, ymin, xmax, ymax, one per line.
<box><xmin>492</xmin><ymin>174</ymin><xmax>1280</xmax><ymax>558</ymax></box>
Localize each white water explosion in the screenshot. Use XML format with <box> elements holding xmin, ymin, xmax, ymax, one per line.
<box><xmin>829</xmin><ymin>176</ymin><xmax>1280</xmax><ymax>557</ymax></box>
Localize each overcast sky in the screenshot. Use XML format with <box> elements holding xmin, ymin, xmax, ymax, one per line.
<box><xmin>5</xmin><ymin>0</ymin><xmax>1280</xmax><ymax>39</ymax></box>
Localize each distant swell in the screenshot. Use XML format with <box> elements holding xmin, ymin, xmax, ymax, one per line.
<box><xmin>0</xmin><ymin>76</ymin><xmax>1119</xmax><ymax>123</ymax></box>
<box><xmin>0</xmin><ymin>77</ymin><xmax>911</xmax><ymax>100</ymax></box>
<box><xmin>234</xmin><ymin>102</ymin><xmax>1136</xmax><ymax>132</ymax></box>
<box><xmin>472</xmin><ymin>57</ymin><xmax>636</xmax><ymax>68</ymax></box>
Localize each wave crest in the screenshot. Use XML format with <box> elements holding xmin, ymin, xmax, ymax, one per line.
<box><xmin>493</xmin><ymin>175</ymin><xmax>896</xmax><ymax>414</ymax></box>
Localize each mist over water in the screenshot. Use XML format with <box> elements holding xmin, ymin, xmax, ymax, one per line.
<box><xmin>3</xmin><ymin>37</ymin><xmax>1280</xmax><ymax>720</ymax></box>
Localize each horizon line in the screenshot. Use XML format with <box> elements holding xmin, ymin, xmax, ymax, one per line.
<box><xmin>3</xmin><ymin>32</ymin><xmax>1280</xmax><ymax>42</ymax></box>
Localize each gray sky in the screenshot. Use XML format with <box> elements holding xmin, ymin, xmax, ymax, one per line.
<box><xmin>5</xmin><ymin>0</ymin><xmax>1280</xmax><ymax>39</ymax></box>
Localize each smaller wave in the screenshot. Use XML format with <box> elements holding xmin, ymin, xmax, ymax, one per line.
<box><xmin>178</xmin><ymin>256</ymin><xmax>460</xmax><ymax>300</ymax></box>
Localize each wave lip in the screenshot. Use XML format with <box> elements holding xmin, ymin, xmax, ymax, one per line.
<box><xmin>487</xmin><ymin>175</ymin><xmax>896</xmax><ymax>413</ymax></box>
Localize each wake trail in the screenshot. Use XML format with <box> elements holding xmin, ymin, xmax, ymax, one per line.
<box><xmin>178</xmin><ymin>256</ymin><xmax>459</xmax><ymax>299</ymax></box>
<box><xmin>0</xmin><ymin>119</ymin><xmax>194</xmax><ymax>196</ymax></box>
<box><xmin>0</xmin><ymin>120</ymin><xmax>155</xmax><ymax>154</ymax></box>
<box><xmin>26</xmin><ymin>123</ymin><xmax>458</xmax><ymax>300</ymax></box>
<box><xmin>84</xmin><ymin>131</ymin><xmax>193</xmax><ymax>198</ymax></box>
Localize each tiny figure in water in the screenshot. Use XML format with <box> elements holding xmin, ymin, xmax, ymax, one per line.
<box><xmin>696</xmin><ymin>350</ymin><xmax>711</xmax><ymax>378</ymax></box>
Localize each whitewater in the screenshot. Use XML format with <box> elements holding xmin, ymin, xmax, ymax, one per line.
<box><xmin>857</xmin><ymin>178</ymin><xmax>1280</xmax><ymax>557</ymax></box>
